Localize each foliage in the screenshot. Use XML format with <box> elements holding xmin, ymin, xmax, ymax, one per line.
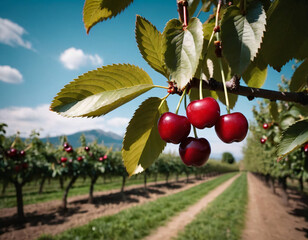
<box><xmin>221</xmin><ymin>152</ymin><xmax>235</xmax><ymax>164</ymax></box>
<box><xmin>50</xmin><ymin>0</ymin><xmax>308</xmax><ymax>176</ymax></box>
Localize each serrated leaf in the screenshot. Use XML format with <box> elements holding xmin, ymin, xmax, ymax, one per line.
<box><xmin>290</xmin><ymin>59</ymin><xmax>308</xmax><ymax>92</ymax></box>
<box><xmin>262</xmin><ymin>0</ymin><xmax>308</xmax><ymax>71</ymax></box>
<box><xmin>278</xmin><ymin>119</ymin><xmax>308</xmax><ymax>158</ymax></box>
<box><xmin>135</xmin><ymin>15</ymin><xmax>168</xmax><ymax>78</ymax></box>
<box><xmin>122</xmin><ymin>97</ymin><xmax>168</xmax><ymax>176</ymax></box>
<box><xmin>221</xmin><ymin>1</ymin><xmax>266</xmax><ymax>75</ymax></box>
<box><xmin>50</xmin><ymin>64</ymin><xmax>154</xmax><ymax>117</ymax></box>
<box><xmin>269</xmin><ymin>101</ymin><xmax>279</xmax><ymax>121</ymax></box>
<box><xmin>164</xmin><ymin>17</ymin><xmax>204</xmax><ymax>90</ymax></box>
<box><xmin>83</xmin><ymin>0</ymin><xmax>134</xmax><ymax>34</ymax></box>
<box><xmin>242</xmin><ymin>51</ymin><xmax>267</xmax><ymax>88</ymax></box>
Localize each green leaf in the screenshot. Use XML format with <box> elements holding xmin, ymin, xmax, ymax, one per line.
<box><xmin>269</xmin><ymin>101</ymin><xmax>279</xmax><ymax>122</ymax></box>
<box><xmin>290</xmin><ymin>59</ymin><xmax>308</xmax><ymax>92</ymax></box>
<box><xmin>189</xmin><ymin>85</ymin><xmax>218</xmax><ymax>102</ymax></box>
<box><xmin>135</xmin><ymin>15</ymin><xmax>168</xmax><ymax>78</ymax></box>
<box><xmin>242</xmin><ymin>52</ymin><xmax>267</xmax><ymax>88</ymax></box>
<box><xmin>83</xmin><ymin>0</ymin><xmax>134</xmax><ymax>34</ymax></box>
<box><xmin>262</xmin><ymin>0</ymin><xmax>308</xmax><ymax>71</ymax></box>
<box><xmin>122</xmin><ymin>97</ymin><xmax>168</xmax><ymax>176</ymax></box>
<box><xmin>188</xmin><ymin>0</ymin><xmax>200</xmax><ymax>17</ymax></box>
<box><xmin>164</xmin><ymin>17</ymin><xmax>204</xmax><ymax>90</ymax></box>
<box><xmin>221</xmin><ymin>1</ymin><xmax>266</xmax><ymax>75</ymax></box>
<box><xmin>50</xmin><ymin>64</ymin><xmax>154</xmax><ymax>117</ymax></box>
<box><xmin>278</xmin><ymin>119</ymin><xmax>308</xmax><ymax>158</ymax></box>
<box><xmin>216</xmin><ymin>92</ymin><xmax>238</xmax><ymax>110</ymax></box>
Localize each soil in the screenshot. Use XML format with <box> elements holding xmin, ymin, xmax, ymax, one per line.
<box><xmin>242</xmin><ymin>172</ymin><xmax>308</xmax><ymax>240</ymax></box>
<box><xmin>145</xmin><ymin>174</ymin><xmax>240</xmax><ymax>240</ymax></box>
<box><xmin>0</xmin><ymin>177</ymin><xmax>213</xmax><ymax>240</ymax></box>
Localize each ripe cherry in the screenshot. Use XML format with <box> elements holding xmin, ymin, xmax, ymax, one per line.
<box><xmin>260</xmin><ymin>138</ymin><xmax>266</xmax><ymax>144</ymax></box>
<box><xmin>215</xmin><ymin>112</ymin><xmax>248</xmax><ymax>143</ymax></box>
<box><xmin>61</xmin><ymin>157</ymin><xmax>67</xmax><ymax>163</ymax></box>
<box><xmin>19</xmin><ymin>150</ymin><xmax>26</xmax><ymax>157</ymax></box>
<box><xmin>8</xmin><ymin>148</ymin><xmax>17</xmax><ymax>157</ymax></box>
<box><xmin>65</xmin><ymin>146</ymin><xmax>73</xmax><ymax>153</ymax></box>
<box><xmin>98</xmin><ymin>157</ymin><xmax>104</xmax><ymax>162</ymax></box>
<box><xmin>103</xmin><ymin>154</ymin><xmax>108</xmax><ymax>160</ymax></box>
<box><xmin>158</xmin><ymin>112</ymin><xmax>191</xmax><ymax>144</ymax></box>
<box><xmin>304</xmin><ymin>143</ymin><xmax>308</xmax><ymax>153</ymax></box>
<box><xmin>84</xmin><ymin>146</ymin><xmax>90</xmax><ymax>152</ymax></box>
<box><xmin>179</xmin><ymin>137</ymin><xmax>211</xmax><ymax>167</ymax></box>
<box><xmin>63</xmin><ymin>142</ymin><xmax>70</xmax><ymax>149</ymax></box>
<box><xmin>263</xmin><ymin>123</ymin><xmax>269</xmax><ymax>129</ymax></box>
<box><xmin>77</xmin><ymin>156</ymin><xmax>83</xmax><ymax>161</ymax></box>
<box><xmin>186</xmin><ymin>97</ymin><xmax>220</xmax><ymax>129</ymax></box>
<box><xmin>14</xmin><ymin>165</ymin><xmax>21</xmax><ymax>172</ymax></box>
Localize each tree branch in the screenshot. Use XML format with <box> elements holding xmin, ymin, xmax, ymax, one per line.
<box><xmin>189</xmin><ymin>78</ymin><xmax>308</xmax><ymax>105</ymax></box>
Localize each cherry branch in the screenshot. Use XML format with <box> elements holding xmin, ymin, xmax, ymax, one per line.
<box><xmin>189</xmin><ymin>77</ymin><xmax>308</xmax><ymax>105</ymax></box>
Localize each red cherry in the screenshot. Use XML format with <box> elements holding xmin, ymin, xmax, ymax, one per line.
<box><xmin>263</xmin><ymin>123</ymin><xmax>269</xmax><ymax>129</ymax></box>
<box><xmin>77</xmin><ymin>156</ymin><xmax>83</xmax><ymax>161</ymax></box>
<box><xmin>61</xmin><ymin>157</ymin><xmax>67</xmax><ymax>163</ymax></box>
<box><xmin>14</xmin><ymin>165</ymin><xmax>21</xmax><ymax>172</ymax></box>
<box><xmin>260</xmin><ymin>138</ymin><xmax>266</xmax><ymax>144</ymax></box>
<box><xmin>65</xmin><ymin>146</ymin><xmax>73</xmax><ymax>153</ymax></box>
<box><xmin>215</xmin><ymin>112</ymin><xmax>248</xmax><ymax>143</ymax></box>
<box><xmin>63</xmin><ymin>142</ymin><xmax>70</xmax><ymax>149</ymax></box>
<box><xmin>19</xmin><ymin>150</ymin><xmax>26</xmax><ymax>157</ymax></box>
<box><xmin>98</xmin><ymin>157</ymin><xmax>104</xmax><ymax>162</ymax></box>
<box><xmin>179</xmin><ymin>137</ymin><xmax>211</xmax><ymax>167</ymax></box>
<box><xmin>84</xmin><ymin>146</ymin><xmax>90</xmax><ymax>152</ymax></box>
<box><xmin>158</xmin><ymin>112</ymin><xmax>191</xmax><ymax>144</ymax></box>
<box><xmin>103</xmin><ymin>155</ymin><xmax>108</xmax><ymax>160</ymax></box>
<box><xmin>304</xmin><ymin>143</ymin><xmax>308</xmax><ymax>153</ymax></box>
<box><xmin>186</xmin><ymin>97</ymin><xmax>220</xmax><ymax>129</ymax></box>
<box><xmin>8</xmin><ymin>148</ymin><xmax>17</xmax><ymax>157</ymax></box>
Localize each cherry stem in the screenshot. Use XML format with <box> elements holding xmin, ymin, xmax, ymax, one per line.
<box><xmin>159</xmin><ymin>93</ymin><xmax>170</xmax><ymax>109</ymax></box>
<box><xmin>175</xmin><ymin>88</ymin><xmax>187</xmax><ymax>115</ymax></box>
<box><xmin>199</xmin><ymin>77</ymin><xmax>203</xmax><ymax>100</ymax></box>
<box><xmin>154</xmin><ymin>85</ymin><xmax>169</xmax><ymax>89</ymax></box>
<box><xmin>215</xmin><ymin>0</ymin><xmax>230</xmax><ymax>113</ymax></box>
<box><xmin>193</xmin><ymin>126</ymin><xmax>198</xmax><ymax>138</ymax></box>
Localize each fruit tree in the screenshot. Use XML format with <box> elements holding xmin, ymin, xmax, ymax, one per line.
<box><xmin>50</xmin><ymin>0</ymin><xmax>308</xmax><ymax>176</ymax></box>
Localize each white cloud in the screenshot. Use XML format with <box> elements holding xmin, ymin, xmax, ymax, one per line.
<box><xmin>0</xmin><ymin>18</ymin><xmax>33</xmax><ymax>50</ymax></box>
<box><xmin>0</xmin><ymin>65</ymin><xmax>23</xmax><ymax>84</ymax></box>
<box><xmin>0</xmin><ymin>104</ymin><xmax>128</xmax><ymax>138</ymax></box>
<box><xmin>59</xmin><ymin>47</ymin><xmax>103</xmax><ymax>70</ymax></box>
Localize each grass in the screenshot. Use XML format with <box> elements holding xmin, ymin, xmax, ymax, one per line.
<box><xmin>37</xmin><ymin>172</ymin><xmax>237</xmax><ymax>240</ymax></box>
<box><xmin>176</xmin><ymin>172</ymin><xmax>248</xmax><ymax>240</ymax></box>
<box><xmin>0</xmin><ymin>174</ymin><xmax>186</xmax><ymax>208</ymax></box>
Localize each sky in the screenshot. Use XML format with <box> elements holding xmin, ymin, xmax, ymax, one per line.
<box><xmin>0</xmin><ymin>0</ymin><xmax>295</xmax><ymax>160</ymax></box>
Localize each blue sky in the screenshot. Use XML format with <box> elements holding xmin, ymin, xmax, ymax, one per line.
<box><xmin>0</xmin><ymin>0</ymin><xmax>295</xmax><ymax>159</ymax></box>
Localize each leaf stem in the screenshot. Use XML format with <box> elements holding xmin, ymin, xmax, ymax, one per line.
<box><xmin>159</xmin><ymin>93</ymin><xmax>170</xmax><ymax>109</ymax></box>
<box><xmin>175</xmin><ymin>88</ymin><xmax>187</xmax><ymax>115</ymax></box>
<box><xmin>154</xmin><ymin>85</ymin><xmax>169</xmax><ymax>89</ymax></box>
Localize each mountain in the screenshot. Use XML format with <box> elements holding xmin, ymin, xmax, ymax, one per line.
<box><xmin>41</xmin><ymin>129</ymin><xmax>123</xmax><ymax>150</ymax></box>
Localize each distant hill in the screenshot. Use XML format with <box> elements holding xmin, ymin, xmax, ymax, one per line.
<box><xmin>41</xmin><ymin>129</ymin><xmax>123</xmax><ymax>150</ymax></box>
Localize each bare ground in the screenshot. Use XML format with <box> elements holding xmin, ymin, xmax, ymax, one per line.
<box><xmin>0</xmin><ymin>177</ymin><xmax>213</xmax><ymax>240</ymax></box>
<box><xmin>145</xmin><ymin>174</ymin><xmax>240</xmax><ymax>240</ymax></box>
<box><xmin>242</xmin><ymin>172</ymin><xmax>308</xmax><ymax>240</ymax></box>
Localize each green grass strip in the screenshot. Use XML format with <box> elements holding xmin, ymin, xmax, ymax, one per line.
<box><xmin>38</xmin><ymin>173</ymin><xmax>237</xmax><ymax>240</ymax></box>
<box><xmin>176</xmin><ymin>172</ymin><xmax>248</xmax><ymax>240</ymax></box>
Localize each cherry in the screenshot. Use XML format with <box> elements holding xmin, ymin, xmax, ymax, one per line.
<box><xmin>186</xmin><ymin>97</ymin><xmax>220</xmax><ymax>129</ymax></box>
<box><xmin>8</xmin><ymin>148</ymin><xmax>17</xmax><ymax>157</ymax></box>
<box><xmin>215</xmin><ymin>112</ymin><xmax>248</xmax><ymax>143</ymax></box>
<box><xmin>263</xmin><ymin>123</ymin><xmax>269</xmax><ymax>129</ymax></box>
<box><xmin>61</xmin><ymin>157</ymin><xmax>67</xmax><ymax>163</ymax></box>
<box><xmin>77</xmin><ymin>156</ymin><xmax>83</xmax><ymax>161</ymax></box>
<box><xmin>65</xmin><ymin>146</ymin><xmax>73</xmax><ymax>153</ymax></box>
<box><xmin>158</xmin><ymin>112</ymin><xmax>191</xmax><ymax>144</ymax></box>
<box><xmin>22</xmin><ymin>162</ymin><xmax>29</xmax><ymax>169</ymax></box>
<box><xmin>98</xmin><ymin>157</ymin><xmax>104</xmax><ymax>162</ymax></box>
<box><xmin>84</xmin><ymin>146</ymin><xmax>90</xmax><ymax>152</ymax></box>
<box><xmin>260</xmin><ymin>138</ymin><xmax>266</xmax><ymax>144</ymax></box>
<box><xmin>14</xmin><ymin>165</ymin><xmax>21</xmax><ymax>172</ymax></box>
<box><xmin>179</xmin><ymin>137</ymin><xmax>211</xmax><ymax>167</ymax></box>
<box><xmin>19</xmin><ymin>150</ymin><xmax>26</xmax><ymax>157</ymax></box>
<box><xmin>304</xmin><ymin>143</ymin><xmax>308</xmax><ymax>153</ymax></box>
<box><xmin>103</xmin><ymin>154</ymin><xmax>108</xmax><ymax>160</ymax></box>
<box><xmin>63</xmin><ymin>142</ymin><xmax>70</xmax><ymax>149</ymax></box>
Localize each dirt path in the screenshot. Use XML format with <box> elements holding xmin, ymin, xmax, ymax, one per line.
<box><xmin>145</xmin><ymin>174</ymin><xmax>240</xmax><ymax>240</ymax></box>
<box><xmin>0</xmin><ymin>176</ymin><xmax>216</xmax><ymax>240</ymax></box>
<box><xmin>242</xmin><ymin>173</ymin><xmax>308</xmax><ymax>240</ymax></box>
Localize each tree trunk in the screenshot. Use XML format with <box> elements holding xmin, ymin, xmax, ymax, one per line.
<box><xmin>154</xmin><ymin>173</ymin><xmax>158</xmax><ymax>184</ymax></box>
<box><xmin>299</xmin><ymin>176</ymin><xmax>304</xmax><ymax>193</ymax></box>
<box><xmin>186</xmin><ymin>173</ymin><xmax>189</xmax><ymax>183</ymax></box>
<box><xmin>88</xmin><ymin>175</ymin><xmax>98</xmax><ymax>203</ymax></box>
<box><xmin>121</xmin><ymin>175</ymin><xmax>126</xmax><ymax>194</ymax></box>
<box><xmin>280</xmin><ymin>176</ymin><xmax>289</xmax><ymax>205</ymax></box>
<box><xmin>165</xmin><ymin>173</ymin><xmax>169</xmax><ymax>184</ymax></box>
<box><xmin>270</xmin><ymin>176</ymin><xmax>276</xmax><ymax>194</ymax></box>
<box><xmin>1</xmin><ymin>180</ymin><xmax>8</xmax><ymax>195</ymax></box>
<box><xmin>14</xmin><ymin>182</ymin><xmax>24</xmax><ymax>220</ymax></box>
<box><xmin>39</xmin><ymin>177</ymin><xmax>46</xmax><ymax>194</ymax></box>
<box><xmin>144</xmin><ymin>173</ymin><xmax>147</xmax><ymax>190</ymax></box>
<box><xmin>176</xmin><ymin>173</ymin><xmax>179</xmax><ymax>182</ymax></box>
<box><xmin>59</xmin><ymin>177</ymin><xmax>64</xmax><ymax>189</ymax></box>
<box><xmin>62</xmin><ymin>175</ymin><xmax>78</xmax><ymax>210</ymax></box>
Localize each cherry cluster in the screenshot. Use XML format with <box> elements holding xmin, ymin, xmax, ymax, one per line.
<box><xmin>158</xmin><ymin>97</ymin><xmax>248</xmax><ymax>167</ymax></box>
<box><xmin>260</xmin><ymin>123</ymin><xmax>269</xmax><ymax>144</ymax></box>
<box><xmin>6</xmin><ymin>147</ymin><xmax>28</xmax><ymax>172</ymax></box>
